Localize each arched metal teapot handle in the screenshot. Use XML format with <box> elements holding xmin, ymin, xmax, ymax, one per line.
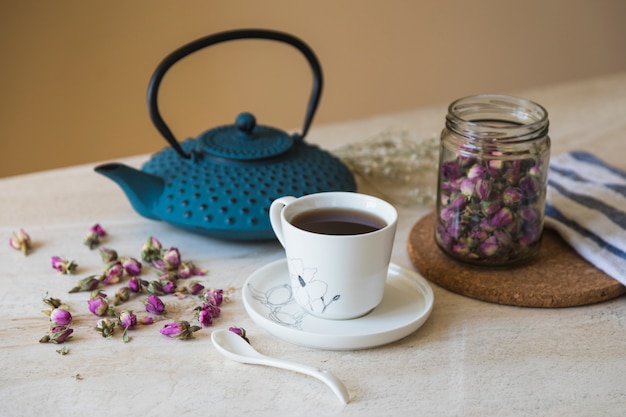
<box><xmin>147</xmin><ymin>28</ymin><xmax>323</xmax><ymax>159</ymax></box>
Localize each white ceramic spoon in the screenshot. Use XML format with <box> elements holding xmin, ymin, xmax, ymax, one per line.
<box><xmin>211</xmin><ymin>329</ymin><xmax>350</xmax><ymax>404</ymax></box>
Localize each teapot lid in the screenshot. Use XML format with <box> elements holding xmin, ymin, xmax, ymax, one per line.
<box><xmin>199</xmin><ymin>112</ymin><xmax>293</xmax><ymax>160</ymax></box>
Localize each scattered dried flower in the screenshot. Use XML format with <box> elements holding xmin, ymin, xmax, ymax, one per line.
<box><xmin>121</xmin><ymin>257</ymin><xmax>142</xmax><ymax>276</ymax></box>
<box><xmin>117</xmin><ymin>310</ymin><xmax>137</xmax><ymax>343</ymax></box>
<box><xmin>51</xmin><ymin>256</ymin><xmax>78</xmax><ymax>275</ymax></box>
<box><xmin>229</xmin><ymin>326</ymin><xmax>250</xmax><ymax>343</ymax></box>
<box><xmin>143</xmin><ymin>295</ymin><xmax>165</xmax><ymax>315</ymax></box>
<box><xmin>141</xmin><ymin>236</ymin><xmax>162</xmax><ymax>262</ymax></box>
<box><xmin>9</xmin><ymin>229</ymin><xmax>32</xmax><ymax>255</ymax></box>
<box><xmin>160</xmin><ymin>320</ymin><xmax>201</xmax><ymax>340</ymax></box>
<box><xmin>50</xmin><ymin>308</ymin><xmax>73</xmax><ymax>326</ymax></box>
<box><xmin>98</xmin><ymin>247</ymin><xmax>118</xmax><ymax>263</ymax></box>
<box><xmin>84</xmin><ymin>224</ymin><xmax>106</xmax><ymax>249</ymax></box>
<box><xmin>68</xmin><ymin>275</ymin><xmax>102</xmax><ymax>293</ymax></box>
<box><xmin>87</xmin><ymin>291</ymin><xmax>114</xmax><ymax>317</ymax></box>
<box><xmin>94</xmin><ymin>318</ymin><xmax>116</xmax><ymax>338</ymax></box>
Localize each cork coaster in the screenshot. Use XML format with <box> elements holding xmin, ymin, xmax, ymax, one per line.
<box><xmin>407</xmin><ymin>212</ymin><xmax>626</xmax><ymax>307</ymax></box>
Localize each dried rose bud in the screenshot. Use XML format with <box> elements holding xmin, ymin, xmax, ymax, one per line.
<box><xmin>143</xmin><ymin>295</ymin><xmax>165</xmax><ymax>315</ymax></box>
<box><xmin>42</xmin><ymin>294</ymin><xmax>63</xmax><ymax>309</ymax></box>
<box><xmin>118</xmin><ymin>310</ymin><xmax>137</xmax><ymax>329</ymax></box>
<box><xmin>185</xmin><ymin>281</ymin><xmax>205</xmax><ymax>296</ymax></box>
<box><xmin>69</xmin><ymin>275</ymin><xmax>101</xmax><ymax>293</ymax></box>
<box><xmin>160</xmin><ymin>320</ymin><xmax>200</xmax><ymax>340</ymax></box>
<box><xmin>197</xmin><ymin>308</ymin><xmax>213</xmax><ymax>327</ymax></box>
<box><xmin>50</xmin><ymin>308</ymin><xmax>73</xmax><ymax>326</ymax></box>
<box><xmin>90</xmin><ymin>224</ymin><xmax>106</xmax><ymax>237</ymax></box>
<box><xmin>502</xmin><ymin>188</ymin><xmax>522</xmax><ymax>206</ymax></box>
<box><xmin>228</xmin><ymin>326</ymin><xmax>250</xmax><ymax>343</ymax></box>
<box><xmin>98</xmin><ymin>247</ymin><xmax>118</xmax><ymax>263</ymax></box>
<box><xmin>113</xmin><ymin>287</ymin><xmax>130</xmax><ymax>306</ymax></box>
<box><xmin>141</xmin><ymin>236</ymin><xmax>162</xmax><ymax>262</ymax></box>
<box><xmin>161</xmin><ymin>247</ymin><xmax>181</xmax><ymax>270</ymax></box>
<box><xmin>94</xmin><ymin>318</ymin><xmax>116</xmax><ymax>338</ymax></box>
<box><xmin>121</xmin><ymin>257</ymin><xmax>142</xmax><ymax>276</ymax></box>
<box><xmin>9</xmin><ymin>229</ymin><xmax>31</xmax><ymax>255</ymax></box>
<box><xmin>51</xmin><ymin>256</ymin><xmax>78</xmax><ymax>275</ymax></box>
<box><xmin>102</xmin><ymin>261</ymin><xmax>124</xmax><ymax>285</ymax></box>
<box><xmin>128</xmin><ymin>276</ymin><xmax>146</xmax><ymax>293</ymax></box>
<box><xmin>146</xmin><ymin>280</ymin><xmax>165</xmax><ymax>295</ymax></box>
<box><xmin>41</xmin><ymin>325</ymin><xmax>74</xmax><ymax>344</ymax></box>
<box><xmin>177</xmin><ymin>261</ymin><xmax>207</xmax><ymax>279</ymax></box>
<box><xmin>139</xmin><ymin>316</ymin><xmax>154</xmax><ymax>325</ymax></box>
<box><xmin>87</xmin><ymin>294</ymin><xmax>113</xmax><ymax>317</ymax></box>
<box><xmin>203</xmin><ymin>288</ymin><xmax>224</xmax><ymax>306</ymax></box>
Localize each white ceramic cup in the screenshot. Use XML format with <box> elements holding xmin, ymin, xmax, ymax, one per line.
<box><xmin>269</xmin><ymin>192</ymin><xmax>398</xmax><ymax>320</ymax></box>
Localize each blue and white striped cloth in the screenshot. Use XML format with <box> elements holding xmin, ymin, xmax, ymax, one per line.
<box><xmin>545</xmin><ymin>151</ymin><xmax>626</xmax><ymax>286</ymax></box>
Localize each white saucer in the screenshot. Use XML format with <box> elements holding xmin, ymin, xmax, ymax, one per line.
<box><xmin>242</xmin><ymin>259</ymin><xmax>434</xmax><ymax>350</ymax></box>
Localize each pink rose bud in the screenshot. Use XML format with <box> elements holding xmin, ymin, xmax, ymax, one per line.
<box><xmin>88</xmin><ymin>296</ymin><xmax>111</xmax><ymax>317</ymax></box>
<box><xmin>50</xmin><ymin>308</ymin><xmax>73</xmax><ymax>326</ymax></box>
<box><xmin>68</xmin><ymin>275</ymin><xmax>101</xmax><ymax>293</ymax></box>
<box><xmin>94</xmin><ymin>318</ymin><xmax>116</xmax><ymax>338</ymax></box>
<box><xmin>118</xmin><ymin>310</ymin><xmax>137</xmax><ymax>329</ymax></box>
<box><xmin>139</xmin><ymin>316</ymin><xmax>154</xmax><ymax>325</ymax></box>
<box><xmin>46</xmin><ymin>325</ymin><xmax>74</xmax><ymax>344</ymax></box>
<box><xmin>143</xmin><ymin>295</ymin><xmax>165</xmax><ymax>315</ymax></box>
<box><xmin>51</xmin><ymin>256</ymin><xmax>78</xmax><ymax>275</ymax></box>
<box><xmin>141</xmin><ymin>236</ymin><xmax>162</xmax><ymax>262</ymax></box>
<box><xmin>122</xmin><ymin>257</ymin><xmax>142</xmax><ymax>276</ymax></box>
<box><xmin>197</xmin><ymin>309</ymin><xmax>213</xmax><ymax>327</ymax></box>
<box><xmin>99</xmin><ymin>247</ymin><xmax>118</xmax><ymax>263</ymax></box>
<box><xmin>9</xmin><ymin>229</ymin><xmax>31</xmax><ymax>255</ymax></box>
<box><xmin>128</xmin><ymin>276</ymin><xmax>145</xmax><ymax>293</ymax></box>
<box><xmin>203</xmin><ymin>289</ymin><xmax>224</xmax><ymax>306</ymax></box>
<box><xmin>228</xmin><ymin>326</ymin><xmax>250</xmax><ymax>343</ymax></box>
<box><xmin>160</xmin><ymin>320</ymin><xmax>200</xmax><ymax>340</ymax></box>
<box><xmin>162</xmin><ymin>248</ymin><xmax>181</xmax><ymax>270</ymax></box>
<box><xmin>90</xmin><ymin>224</ymin><xmax>106</xmax><ymax>237</ymax></box>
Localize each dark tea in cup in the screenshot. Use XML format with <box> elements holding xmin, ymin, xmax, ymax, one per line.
<box><xmin>291</xmin><ymin>208</ymin><xmax>386</xmax><ymax>235</ymax></box>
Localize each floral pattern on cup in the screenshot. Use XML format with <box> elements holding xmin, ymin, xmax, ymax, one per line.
<box><xmin>288</xmin><ymin>258</ymin><xmax>340</xmax><ymax>315</ymax></box>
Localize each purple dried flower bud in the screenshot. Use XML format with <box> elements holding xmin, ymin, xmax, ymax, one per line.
<box><xmin>90</xmin><ymin>224</ymin><xmax>107</xmax><ymax>237</ymax></box>
<box><xmin>160</xmin><ymin>320</ymin><xmax>200</xmax><ymax>340</ymax></box>
<box><xmin>177</xmin><ymin>261</ymin><xmax>207</xmax><ymax>279</ymax></box>
<box><xmin>139</xmin><ymin>316</ymin><xmax>154</xmax><ymax>325</ymax></box>
<box><xmin>502</xmin><ymin>188</ymin><xmax>522</xmax><ymax>206</ymax></box>
<box><xmin>121</xmin><ymin>257</ymin><xmax>142</xmax><ymax>276</ymax></box>
<box><xmin>88</xmin><ymin>296</ymin><xmax>111</xmax><ymax>317</ymax></box>
<box><xmin>489</xmin><ymin>208</ymin><xmax>514</xmax><ymax>229</ymax></box>
<box><xmin>228</xmin><ymin>326</ymin><xmax>250</xmax><ymax>343</ymax></box>
<box><xmin>68</xmin><ymin>275</ymin><xmax>101</xmax><ymax>293</ymax></box>
<box><xmin>519</xmin><ymin>206</ymin><xmax>539</xmax><ymax>223</ymax></box>
<box><xmin>43</xmin><ymin>325</ymin><xmax>74</xmax><ymax>344</ymax></box>
<box><xmin>98</xmin><ymin>247</ymin><xmax>118</xmax><ymax>263</ymax></box>
<box><xmin>9</xmin><ymin>229</ymin><xmax>31</xmax><ymax>255</ymax></box>
<box><xmin>460</xmin><ymin>178</ymin><xmax>476</xmax><ymax>197</ymax></box>
<box><xmin>479</xmin><ymin>236</ymin><xmax>499</xmax><ymax>257</ymax></box>
<box><xmin>143</xmin><ymin>295</ymin><xmax>165</xmax><ymax>315</ymax></box>
<box><xmin>51</xmin><ymin>256</ymin><xmax>78</xmax><ymax>275</ymax></box>
<box><xmin>480</xmin><ymin>200</ymin><xmax>501</xmax><ymax>217</ymax></box>
<box><xmin>161</xmin><ymin>280</ymin><xmax>177</xmax><ymax>294</ymax></box>
<box><xmin>185</xmin><ymin>281</ymin><xmax>205</xmax><ymax>296</ymax></box>
<box><xmin>141</xmin><ymin>236</ymin><xmax>163</xmax><ymax>262</ymax></box>
<box><xmin>128</xmin><ymin>276</ymin><xmax>144</xmax><ymax>293</ymax></box>
<box><xmin>203</xmin><ymin>289</ymin><xmax>224</xmax><ymax>306</ymax></box>
<box><xmin>441</xmin><ymin>161</ymin><xmax>462</xmax><ymax>181</ymax></box>
<box><xmin>519</xmin><ymin>175</ymin><xmax>538</xmax><ymax>197</ymax></box>
<box><xmin>449</xmin><ymin>194</ymin><xmax>467</xmax><ymax>210</ymax></box>
<box><xmin>147</xmin><ymin>280</ymin><xmax>165</xmax><ymax>295</ymax></box>
<box><xmin>102</xmin><ymin>261</ymin><xmax>124</xmax><ymax>285</ymax></box>
<box><xmin>161</xmin><ymin>247</ymin><xmax>181</xmax><ymax>270</ymax></box>
<box><xmin>118</xmin><ymin>310</ymin><xmax>137</xmax><ymax>329</ymax></box>
<box><xmin>197</xmin><ymin>308</ymin><xmax>213</xmax><ymax>327</ymax></box>
<box><xmin>50</xmin><ymin>308</ymin><xmax>73</xmax><ymax>326</ymax></box>
<box><xmin>113</xmin><ymin>287</ymin><xmax>131</xmax><ymax>306</ymax></box>
<box><xmin>467</xmin><ymin>164</ymin><xmax>487</xmax><ymax>180</ymax></box>
<box><xmin>475</xmin><ymin>178</ymin><xmax>491</xmax><ymax>200</ymax></box>
<box><xmin>94</xmin><ymin>318</ymin><xmax>116</xmax><ymax>338</ymax></box>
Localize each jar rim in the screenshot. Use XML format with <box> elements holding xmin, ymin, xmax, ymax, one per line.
<box><xmin>446</xmin><ymin>94</ymin><xmax>548</xmax><ymax>141</ymax></box>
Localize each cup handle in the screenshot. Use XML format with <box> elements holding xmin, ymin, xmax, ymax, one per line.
<box><xmin>269</xmin><ymin>196</ymin><xmax>296</xmax><ymax>247</ymax></box>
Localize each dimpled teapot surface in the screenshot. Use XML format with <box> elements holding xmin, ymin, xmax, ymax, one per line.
<box><xmin>95</xmin><ymin>29</ymin><xmax>356</xmax><ymax>240</ymax></box>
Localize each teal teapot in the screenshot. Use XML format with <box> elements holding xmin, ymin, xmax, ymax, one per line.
<box><xmin>95</xmin><ymin>29</ymin><xmax>356</xmax><ymax>240</ymax></box>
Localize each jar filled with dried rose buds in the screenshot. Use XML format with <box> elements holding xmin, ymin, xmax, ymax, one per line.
<box><xmin>435</xmin><ymin>94</ymin><xmax>550</xmax><ymax>266</ymax></box>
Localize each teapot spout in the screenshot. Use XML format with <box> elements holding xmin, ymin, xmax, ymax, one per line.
<box><xmin>95</xmin><ymin>163</ymin><xmax>164</xmax><ymax>221</ymax></box>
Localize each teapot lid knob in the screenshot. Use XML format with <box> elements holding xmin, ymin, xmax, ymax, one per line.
<box><xmin>198</xmin><ymin>112</ymin><xmax>293</xmax><ymax>160</ymax></box>
<box><xmin>235</xmin><ymin>112</ymin><xmax>256</xmax><ymax>134</ymax></box>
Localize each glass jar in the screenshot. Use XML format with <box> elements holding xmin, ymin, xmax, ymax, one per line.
<box><xmin>435</xmin><ymin>94</ymin><xmax>550</xmax><ymax>266</ymax></box>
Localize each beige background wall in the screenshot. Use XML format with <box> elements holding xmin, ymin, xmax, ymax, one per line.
<box><xmin>2</xmin><ymin>0</ymin><xmax>626</xmax><ymax>178</ymax></box>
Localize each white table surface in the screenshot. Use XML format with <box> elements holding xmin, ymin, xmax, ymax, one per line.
<box><xmin>1</xmin><ymin>72</ymin><xmax>625</xmax><ymax>416</ymax></box>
